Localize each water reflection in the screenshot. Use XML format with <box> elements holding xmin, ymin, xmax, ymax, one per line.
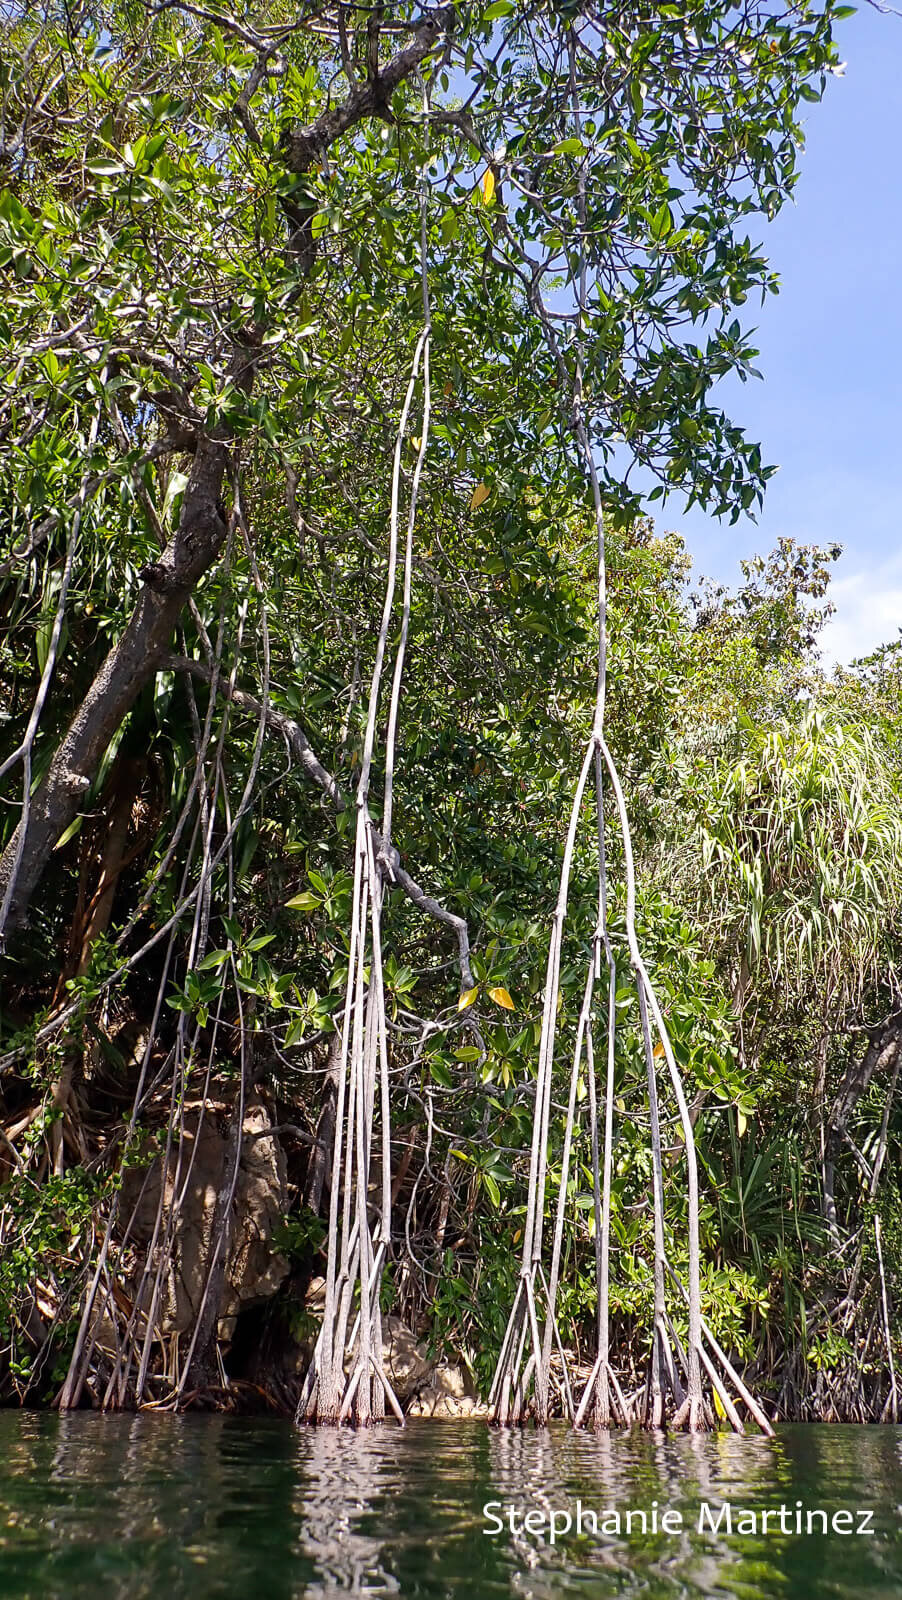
<box><xmin>0</xmin><ymin>1414</ymin><xmax>899</xmax><ymax>1598</ymax></box>
<box><xmin>294</xmin><ymin>1429</ymin><xmax>400</xmax><ymax>1595</ymax></box>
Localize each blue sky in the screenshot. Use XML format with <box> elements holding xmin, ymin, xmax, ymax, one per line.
<box><xmin>661</xmin><ymin>4</ymin><xmax>901</xmax><ymax>664</ymax></box>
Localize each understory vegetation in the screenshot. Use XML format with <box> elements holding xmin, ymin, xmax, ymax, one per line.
<box><xmin>1</xmin><ymin>0</ymin><xmax>900</xmax><ymax>1425</ymax></box>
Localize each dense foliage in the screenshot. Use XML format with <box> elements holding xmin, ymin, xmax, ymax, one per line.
<box><xmin>1</xmin><ymin>0</ymin><xmax>900</xmax><ymax>1422</ymax></box>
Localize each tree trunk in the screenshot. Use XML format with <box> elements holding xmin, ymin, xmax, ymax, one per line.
<box><xmin>824</xmin><ymin>1008</ymin><xmax>902</xmax><ymax>1237</ymax></box>
<box><xmin>0</xmin><ymin>429</ymin><xmax>236</xmax><ymax>939</ymax></box>
<box><xmin>304</xmin><ymin>1033</ymin><xmax>342</xmax><ymax>1215</ymax></box>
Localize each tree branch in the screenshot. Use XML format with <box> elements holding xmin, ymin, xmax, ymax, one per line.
<box><xmin>0</xmin><ymin>6</ymin><xmax>454</xmax><ymax>940</ymax></box>
<box><xmin>280</xmin><ymin>7</ymin><xmax>453</xmax><ymax>172</ymax></box>
<box><xmin>163</xmin><ymin>654</ymin><xmax>474</xmax><ymax>988</ymax></box>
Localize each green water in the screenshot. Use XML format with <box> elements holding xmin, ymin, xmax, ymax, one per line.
<box><xmin>0</xmin><ymin>1415</ymin><xmax>900</xmax><ymax>1598</ymax></box>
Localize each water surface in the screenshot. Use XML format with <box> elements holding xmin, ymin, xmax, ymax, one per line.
<box><xmin>0</xmin><ymin>1413</ymin><xmax>899</xmax><ymax>1598</ymax></box>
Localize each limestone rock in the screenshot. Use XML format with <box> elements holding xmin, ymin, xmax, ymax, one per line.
<box><xmin>433</xmin><ymin>1362</ymin><xmax>471</xmax><ymax>1400</ymax></box>
<box><xmin>120</xmin><ymin>1094</ymin><xmax>289</xmax><ymax>1339</ymax></box>
<box><xmin>382</xmin><ymin>1316</ymin><xmax>434</xmax><ymax>1402</ymax></box>
<box><xmin>226</xmin><ymin>1099</ymin><xmax>290</xmax><ymax>1321</ymax></box>
<box><xmin>405</xmin><ymin>1359</ymin><xmax>488</xmax><ymax>1417</ymax></box>
<box><xmin>305</xmin><ymin>1276</ymin><xmax>327</xmax><ymax>1309</ymax></box>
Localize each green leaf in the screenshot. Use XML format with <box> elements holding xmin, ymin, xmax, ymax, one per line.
<box><xmin>53</xmin><ymin>816</ymin><xmax>84</xmax><ymax>851</ymax></box>
<box><xmin>285</xmin><ymin>891</ymin><xmax>320</xmax><ymax>911</ymax></box>
<box><xmin>196</xmin><ymin>949</ymin><xmax>229</xmax><ymax>970</ymax></box>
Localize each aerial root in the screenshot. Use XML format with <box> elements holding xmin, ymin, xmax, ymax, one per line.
<box><xmin>490</xmin><ymin>1261</ymin><xmax>772</xmax><ymax>1434</ymax></box>
<box><xmin>489</xmin><ymin>1269</ymin><xmax>572</xmax><ymax>1426</ymax></box>
<box><xmin>574</xmin><ymin>1354</ymin><xmax>632</xmax><ymax>1429</ymax></box>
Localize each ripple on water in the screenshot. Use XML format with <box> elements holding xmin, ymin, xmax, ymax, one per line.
<box><xmin>0</xmin><ymin>1414</ymin><xmax>899</xmax><ymax>1599</ymax></box>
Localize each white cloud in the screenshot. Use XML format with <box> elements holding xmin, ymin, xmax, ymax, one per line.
<box><xmin>820</xmin><ymin>551</ymin><xmax>902</xmax><ymax>666</ymax></box>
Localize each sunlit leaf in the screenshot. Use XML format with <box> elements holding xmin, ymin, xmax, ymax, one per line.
<box><xmin>53</xmin><ymin>816</ymin><xmax>84</xmax><ymax>851</ymax></box>
<box><xmin>488</xmin><ymin>985</ymin><xmax>515</xmax><ymax>1010</ymax></box>
<box><xmin>284</xmin><ymin>891</ymin><xmax>320</xmax><ymax>911</ymax></box>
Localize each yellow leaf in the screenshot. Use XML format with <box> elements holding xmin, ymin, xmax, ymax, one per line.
<box><xmin>737</xmin><ymin>1109</ymin><xmax>748</xmax><ymax>1138</ymax></box>
<box><xmin>470</xmin><ymin>482</ymin><xmax>490</xmax><ymax>510</ymax></box>
<box><xmin>653</xmin><ymin>1040</ymin><xmax>665</xmax><ymax>1060</ymax></box>
<box><xmin>458</xmin><ymin>987</ymin><xmax>478</xmax><ymax>1012</ymax></box>
<box><xmin>488</xmin><ymin>985</ymin><xmax>515</xmax><ymax>1011</ymax></box>
<box><xmin>712</xmin><ymin>1387</ymin><xmax>727</xmax><ymax>1422</ymax></box>
<box><xmin>482</xmin><ymin>167</ymin><xmax>496</xmax><ymax>204</ymax></box>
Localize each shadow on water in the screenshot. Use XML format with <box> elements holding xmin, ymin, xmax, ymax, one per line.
<box><xmin>0</xmin><ymin>1414</ymin><xmax>900</xmax><ymax>1598</ymax></box>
